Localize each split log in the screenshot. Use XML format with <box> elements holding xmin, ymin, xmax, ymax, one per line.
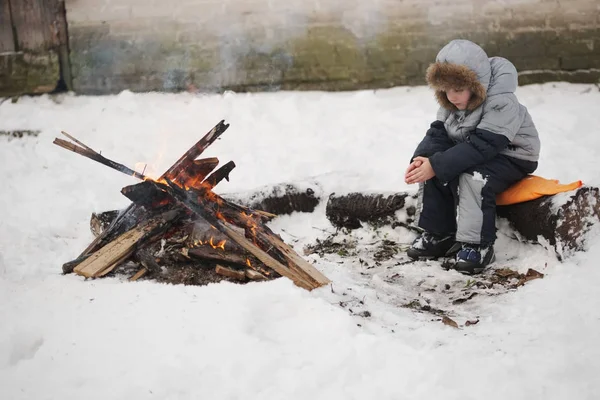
<box><xmin>325</xmin><ymin>187</ymin><xmax>600</xmax><ymax>258</ymax></box>
<box><xmin>172</xmin><ymin>157</ymin><xmax>219</xmax><ymax>190</ymax></box>
<box><xmin>74</xmin><ymin>210</ymin><xmax>179</xmax><ymax>278</ymax></box>
<box><xmin>187</xmin><ymin>246</ymin><xmax>248</xmax><ymax>266</ymax></box>
<box><xmin>245</xmin><ymin>269</ymin><xmax>267</xmax><ymax>281</ymax></box>
<box><xmin>215</xmin><ymin>265</ymin><xmax>247</xmax><ymax>281</ymax></box>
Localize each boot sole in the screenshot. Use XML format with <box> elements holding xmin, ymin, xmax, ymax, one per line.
<box><xmin>406</xmin><ymin>246</ymin><xmax>458</xmax><ymax>261</ymax></box>
<box><xmin>454</xmin><ymin>254</ymin><xmax>496</xmax><ymax>275</ymax></box>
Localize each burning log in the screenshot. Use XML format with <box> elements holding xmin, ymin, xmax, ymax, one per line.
<box><xmin>187</xmin><ymin>246</ymin><xmax>248</xmax><ymax>266</ymax></box>
<box><xmin>76</xmin><ymin>120</ymin><xmax>231</xmax><ymax>258</ymax></box>
<box><xmin>54</xmin><ymin>120</ymin><xmax>330</xmax><ymax>290</ymax></box>
<box><xmin>74</xmin><ymin>210</ymin><xmax>180</xmax><ymax>278</ymax></box>
<box><xmin>134</xmin><ymin>179</ymin><xmax>329</xmax><ymax>290</ymax></box>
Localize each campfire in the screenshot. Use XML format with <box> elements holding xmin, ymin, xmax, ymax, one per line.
<box><xmin>54</xmin><ymin>120</ymin><xmax>330</xmax><ymax>290</ymax></box>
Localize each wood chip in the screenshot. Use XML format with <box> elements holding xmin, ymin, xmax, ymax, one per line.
<box><xmin>442</xmin><ymin>316</ymin><xmax>459</xmax><ymax>329</ymax></box>
<box><xmin>525</xmin><ymin>268</ymin><xmax>544</xmax><ymax>282</ymax></box>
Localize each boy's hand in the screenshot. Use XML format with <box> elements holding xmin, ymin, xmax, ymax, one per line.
<box><xmin>404</xmin><ymin>159</ymin><xmax>423</xmax><ymax>180</ymax></box>
<box><xmin>405</xmin><ymin>156</ymin><xmax>436</xmax><ymax>184</ymax></box>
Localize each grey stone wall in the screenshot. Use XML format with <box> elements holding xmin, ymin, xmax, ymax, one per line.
<box><xmin>63</xmin><ymin>0</ymin><xmax>600</xmax><ymax>93</ymax></box>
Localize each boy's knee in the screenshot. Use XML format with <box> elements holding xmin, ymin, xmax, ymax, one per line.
<box><xmin>458</xmin><ymin>171</ymin><xmax>487</xmax><ymax>199</ymax></box>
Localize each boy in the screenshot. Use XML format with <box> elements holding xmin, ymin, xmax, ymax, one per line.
<box><xmin>405</xmin><ymin>39</ymin><xmax>540</xmax><ymax>274</ymax></box>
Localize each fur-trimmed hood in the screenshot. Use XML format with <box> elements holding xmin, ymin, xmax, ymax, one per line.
<box><xmin>426</xmin><ymin>40</ymin><xmax>518</xmax><ymax>111</ymax></box>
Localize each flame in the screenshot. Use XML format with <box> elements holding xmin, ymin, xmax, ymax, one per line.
<box><xmin>192</xmin><ymin>237</ymin><xmax>226</xmax><ymax>250</ymax></box>
<box><xmin>240</xmin><ymin>211</ymin><xmax>259</xmax><ymax>238</ymax></box>
<box><xmin>209</xmin><ymin>237</ymin><xmax>226</xmax><ymax>250</ymax></box>
<box><xmin>245</xmin><ymin>258</ymin><xmax>270</xmax><ymax>276</ymax></box>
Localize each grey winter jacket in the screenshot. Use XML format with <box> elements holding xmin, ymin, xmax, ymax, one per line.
<box><xmin>415</xmin><ymin>40</ymin><xmax>541</xmax><ymax>183</ymax></box>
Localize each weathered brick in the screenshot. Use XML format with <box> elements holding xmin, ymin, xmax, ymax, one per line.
<box><xmin>512</xmin><ymin>56</ymin><xmax>560</xmax><ymax>71</ymax></box>
<box><xmin>0</xmin><ymin>51</ymin><xmax>60</xmax><ymax>96</ymax></box>
<box><xmin>561</xmin><ymin>54</ymin><xmax>600</xmax><ymax>70</ymax></box>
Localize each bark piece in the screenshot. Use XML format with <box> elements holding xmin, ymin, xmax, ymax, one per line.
<box><xmin>90</xmin><ymin>210</ymin><xmax>121</xmax><ymax>238</ymax></box>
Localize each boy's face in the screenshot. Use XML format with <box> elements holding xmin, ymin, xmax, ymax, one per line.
<box><xmin>446</xmin><ymin>88</ymin><xmax>471</xmax><ymax>110</ymax></box>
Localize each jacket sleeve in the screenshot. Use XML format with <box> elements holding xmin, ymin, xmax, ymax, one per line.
<box><xmin>411</xmin><ymin>120</ymin><xmax>453</xmax><ymax>161</ymax></box>
<box><xmin>428</xmin><ymin>96</ymin><xmax>519</xmax><ymax>183</ymax></box>
<box><xmin>429</xmin><ymin>129</ymin><xmax>509</xmax><ymax>183</ymax></box>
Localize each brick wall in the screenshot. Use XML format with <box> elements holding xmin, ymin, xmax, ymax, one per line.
<box><xmin>65</xmin><ymin>0</ymin><xmax>600</xmax><ymax>94</ymax></box>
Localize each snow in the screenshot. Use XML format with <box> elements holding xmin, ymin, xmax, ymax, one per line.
<box><xmin>1</xmin><ymin>82</ymin><xmax>600</xmax><ymax>399</ymax></box>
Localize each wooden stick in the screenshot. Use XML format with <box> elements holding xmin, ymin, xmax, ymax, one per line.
<box><xmin>129</xmin><ymin>268</ymin><xmax>148</xmax><ymax>281</ymax></box>
<box><xmin>53</xmin><ymin>138</ymin><xmax>148</xmax><ymax>180</ymax></box>
<box><xmin>60</xmin><ymin>130</ymin><xmax>97</xmax><ymax>152</ymax></box>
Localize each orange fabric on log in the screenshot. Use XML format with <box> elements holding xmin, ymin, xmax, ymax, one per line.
<box><xmin>496</xmin><ymin>175</ymin><xmax>582</xmax><ymax>206</ymax></box>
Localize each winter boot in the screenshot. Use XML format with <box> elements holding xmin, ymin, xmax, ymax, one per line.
<box><xmin>407</xmin><ymin>231</ymin><xmax>456</xmax><ymax>260</ymax></box>
<box><xmin>452</xmin><ymin>244</ymin><xmax>495</xmax><ymax>275</ymax></box>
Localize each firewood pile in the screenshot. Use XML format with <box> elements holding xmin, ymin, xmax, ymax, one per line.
<box><xmin>54</xmin><ymin>121</ymin><xmax>330</xmax><ymax>290</ymax></box>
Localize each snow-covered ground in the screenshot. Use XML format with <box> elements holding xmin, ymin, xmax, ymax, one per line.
<box><xmin>1</xmin><ymin>83</ymin><xmax>599</xmax><ymax>399</ymax></box>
